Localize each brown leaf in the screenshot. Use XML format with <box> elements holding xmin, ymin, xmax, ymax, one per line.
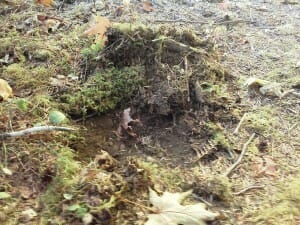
<box><xmin>121</xmin><ymin>108</ymin><xmax>133</xmax><ymax>130</ymax></box>
<box><xmin>263</xmin><ymin>156</ymin><xmax>278</xmax><ymax>176</ymax></box>
<box><xmin>114</xmin><ymin>6</ymin><xmax>124</xmax><ymax>17</ymax></box>
<box><xmin>37</xmin><ymin>15</ymin><xmax>63</xmax><ymax>22</ymax></box>
<box><xmin>118</xmin><ymin>108</ymin><xmax>142</xmax><ymax>137</ymax></box>
<box><xmin>84</xmin><ymin>15</ymin><xmax>111</xmax><ymax>42</ymax></box>
<box><xmin>253</xmin><ymin>156</ymin><xmax>278</xmax><ymax>177</ymax></box>
<box><xmin>19</xmin><ymin>186</ymin><xmax>33</xmax><ymax>199</ymax></box>
<box><xmin>35</xmin><ymin>0</ymin><xmax>54</xmax><ymax>7</ymax></box>
<box><xmin>37</xmin><ymin>15</ymin><xmax>48</xmax><ymax>22</ymax></box>
<box><xmin>0</xmin><ymin>79</ymin><xmax>13</xmax><ymax>102</ymax></box>
<box><xmin>142</xmin><ymin>1</ymin><xmax>154</xmax><ymax>12</ymax></box>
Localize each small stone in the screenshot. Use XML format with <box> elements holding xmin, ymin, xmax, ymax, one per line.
<box><xmin>82</xmin><ymin>213</ymin><xmax>93</xmax><ymax>225</ymax></box>
<box><xmin>21</xmin><ymin>208</ymin><xmax>37</xmax><ymax>221</ymax></box>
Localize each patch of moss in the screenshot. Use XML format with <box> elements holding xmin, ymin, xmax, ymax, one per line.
<box><xmin>245</xmin><ymin>106</ymin><xmax>279</xmax><ymax>135</ymax></box>
<box><xmin>207</xmin><ymin>175</ymin><xmax>233</xmax><ymax>202</ymax></box>
<box><xmin>112</xmin><ymin>22</ymin><xmax>148</xmax><ymax>33</ymax></box>
<box><xmin>2</xmin><ymin>63</ymin><xmax>54</xmax><ymax>90</ymax></box>
<box><xmin>253</xmin><ymin>174</ymin><xmax>300</xmax><ymax>224</ymax></box>
<box><xmin>61</xmin><ymin>65</ymin><xmax>145</xmax><ymax>115</ymax></box>
<box><xmin>205</xmin><ymin>122</ymin><xmax>232</xmax><ymax>150</ymax></box>
<box><xmin>138</xmin><ymin>160</ymin><xmax>185</xmax><ymax>190</ymax></box>
<box><xmin>41</xmin><ymin>147</ymin><xmax>81</xmax><ymax>215</ymax></box>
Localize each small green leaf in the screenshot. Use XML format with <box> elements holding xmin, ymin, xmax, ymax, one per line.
<box><xmin>49</xmin><ymin>110</ymin><xmax>66</xmax><ymax>125</ymax></box>
<box><xmin>63</xmin><ymin>193</ymin><xmax>73</xmax><ymax>200</ymax></box>
<box><xmin>76</xmin><ymin>207</ymin><xmax>88</xmax><ymax>218</ymax></box>
<box><xmin>0</xmin><ymin>192</ymin><xmax>11</xmax><ymax>199</ymax></box>
<box><xmin>16</xmin><ymin>99</ymin><xmax>29</xmax><ymax>112</ymax></box>
<box><xmin>67</xmin><ymin>204</ymin><xmax>80</xmax><ymax>211</ymax></box>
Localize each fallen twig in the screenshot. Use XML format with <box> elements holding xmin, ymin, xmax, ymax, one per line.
<box><xmin>153</xmin><ymin>19</ymin><xmax>209</xmax><ymax>24</ymax></box>
<box><xmin>153</xmin><ymin>19</ymin><xmax>251</xmax><ymax>26</ymax></box>
<box><xmin>224</xmin><ymin>133</ymin><xmax>256</xmax><ymax>177</ymax></box>
<box><xmin>0</xmin><ymin>126</ymin><xmax>76</xmax><ymax>140</ymax></box>
<box><xmin>233</xmin><ymin>184</ymin><xmax>265</xmax><ymax>195</ymax></box>
<box><xmin>192</xmin><ymin>194</ymin><xmax>213</xmax><ymax>207</ymax></box>
<box><xmin>233</xmin><ymin>113</ymin><xmax>248</xmax><ymax>135</ymax></box>
<box><xmin>184</xmin><ymin>56</ymin><xmax>191</xmax><ymax>103</ymax></box>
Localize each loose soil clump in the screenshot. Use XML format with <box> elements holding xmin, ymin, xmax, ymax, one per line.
<box><xmin>71</xmin><ymin>26</ymin><xmax>240</xmax><ymax>169</ymax></box>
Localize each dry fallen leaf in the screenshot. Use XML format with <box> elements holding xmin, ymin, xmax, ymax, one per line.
<box><xmin>142</xmin><ymin>1</ymin><xmax>154</xmax><ymax>12</ymax></box>
<box><xmin>35</xmin><ymin>0</ymin><xmax>54</xmax><ymax>7</ymax></box>
<box><xmin>253</xmin><ymin>156</ymin><xmax>278</xmax><ymax>177</ymax></box>
<box><xmin>19</xmin><ymin>186</ymin><xmax>33</xmax><ymax>199</ymax></box>
<box><xmin>262</xmin><ymin>156</ymin><xmax>278</xmax><ymax>176</ymax></box>
<box><xmin>0</xmin><ymin>78</ymin><xmax>13</xmax><ymax>102</ymax></box>
<box><xmin>145</xmin><ymin>189</ymin><xmax>218</xmax><ymax>225</ymax></box>
<box><xmin>84</xmin><ymin>15</ymin><xmax>111</xmax><ymax>42</ymax></box>
<box><xmin>118</xmin><ymin>108</ymin><xmax>141</xmax><ymax>137</ymax></box>
<box><xmin>114</xmin><ymin>6</ymin><xmax>124</xmax><ymax>17</ymax></box>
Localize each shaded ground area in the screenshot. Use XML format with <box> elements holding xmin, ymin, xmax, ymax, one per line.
<box><xmin>0</xmin><ymin>0</ymin><xmax>299</xmax><ymax>225</ymax></box>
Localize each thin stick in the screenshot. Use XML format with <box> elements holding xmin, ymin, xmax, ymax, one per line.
<box><xmin>192</xmin><ymin>194</ymin><xmax>213</xmax><ymax>207</ymax></box>
<box><xmin>0</xmin><ymin>126</ymin><xmax>76</xmax><ymax>140</ymax></box>
<box><xmin>224</xmin><ymin>133</ymin><xmax>256</xmax><ymax>177</ymax></box>
<box><xmin>120</xmin><ymin>197</ymin><xmax>156</xmax><ymax>213</ymax></box>
<box><xmin>233</xmin><ymin>184</ymin><xmax>265</xmax><ymax>195</ymax></box>
<box><xmin>184</xmin><ymin>56</ymin><xmax>190</xmax><ymax>103</ymax></box>
<box><xmin>153</xmin><ymin>19</ymin><xmax>250</xmax><ymax>26</ymax></box>
<box><xmin>233</xmin><ymin>113</ymin><xmax>248</xmax><ymax>135</ymax></box>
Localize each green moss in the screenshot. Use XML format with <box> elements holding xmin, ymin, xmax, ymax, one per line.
<box><xmin>207</xmin><ymin>175</ymin><xmax>232</xmax><ymax>202</ymax></box>
<box><xmin>29</xmin><ymin>95</ymin><xmax>56</xmax><ymax>118</ymax></box>
<box><xmin>41</xmin><ymin>147</ymin><xmax>81</xmax><ymax>214</ymax></box>
<box><xmin>245</xmin><ymin>106</ymin><xmax>279</xmax><ymax>135</ymax></box>
<box><xmin>61</xmin><ymin>66</ymin><xmax>145</xmax><ymax>115</ymax></box>
<box><xmin>2</xmin><ymin>64</ymin><xmax>54</xmax><ymax>89</ymax></box>
<box><xmin>138</xmin><ymin>160</ymin><xmax>186</xmax><ymax>190</ymax></box>
<box><xmin>81</xmin><ymin>39</ymin><xmax>105</xmax><ymax>57</ymax></box>
<box><xmin>112</xmin><ymin>23</ymin><xmax>147</xmax><ymax>33</ymax></box>
<box><xmin>253</xmin><ymin>174</ymin><xmax>300</xmax><ymax>224</ymax></box>
<box><xmin>205</xmin><ymin>122</ymin><xmax>232</xmax><ymax>150</ymax></box>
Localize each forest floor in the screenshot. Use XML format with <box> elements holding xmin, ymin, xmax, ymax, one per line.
<box><xmin>0</xmin><ymin>0</ymin><xmax>299</xmax><ymax>224</ymax></box>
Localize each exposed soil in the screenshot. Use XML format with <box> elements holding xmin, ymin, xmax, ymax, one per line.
<box><xmin>0</xmin><ymin>0</ymin><xmax>299</xmax><ymax>225</ymax></box>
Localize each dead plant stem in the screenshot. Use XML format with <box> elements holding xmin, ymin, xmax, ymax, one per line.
<box><xmin>233</xmin><ymin>184</ymin><xmax>265</xmax><ymax>195</ymax></box>
<box><xmin>224</xmin><ymin>133</ymin><xmax>256</xmax><ymax>177</ymax></box>
<box><xmin>120</xmin><ymin>197</ymin><xmax>156</xmax><ymax>213</ymax></box>
<box><xmin>233</xmin><ymin>113</ymin><xmax>248</xmax><ymax>135</ymax></box>
<box><xmin>0</xmin><ymin>126</ymin><xmax>76</xmax><ymax>140</ymax></box>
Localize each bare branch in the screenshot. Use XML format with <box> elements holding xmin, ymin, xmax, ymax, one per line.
<box><xmin>233</xmin><ymin>113</ymin><xmax>247</xmax><ymax>135</ymax></box>
<box><xmin>0</xmin><ymin>126</ymin><xmax>76</xmax><ymax>140</ymax></box>
<box><xmin>224</xmin><ymin>133</ymin><xmax>256</xmax><ymax>177</ymax></box>
<box><xmin>233</xmin><ymin>184</ymin><xmax>265</xmax><ymax>195</ymax></box>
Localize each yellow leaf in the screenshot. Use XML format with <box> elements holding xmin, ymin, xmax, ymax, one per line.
<box><xmin>35</xmin><ymin>0</ymin><xmax>54</xmax><ymax>7</ymax></box>
<box><xmin>0</xmin><ymin>79</ymin><xmax>13</xmax><ymax>102</ymax></box>
<box><xmin>84</xmin><ymin>15</ymin><xmax>111</xmax><ymax>42</ymax></box>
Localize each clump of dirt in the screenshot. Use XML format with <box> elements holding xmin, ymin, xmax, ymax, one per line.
<box><xmin>102</xmin><ymin>26</ymin><xmax>238</xmax><ymax>116</ymax></box>
<box><xmin>69</xmin><ymin>25</ymin><xmax>240</xmax><ymax>173</ymax></box>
